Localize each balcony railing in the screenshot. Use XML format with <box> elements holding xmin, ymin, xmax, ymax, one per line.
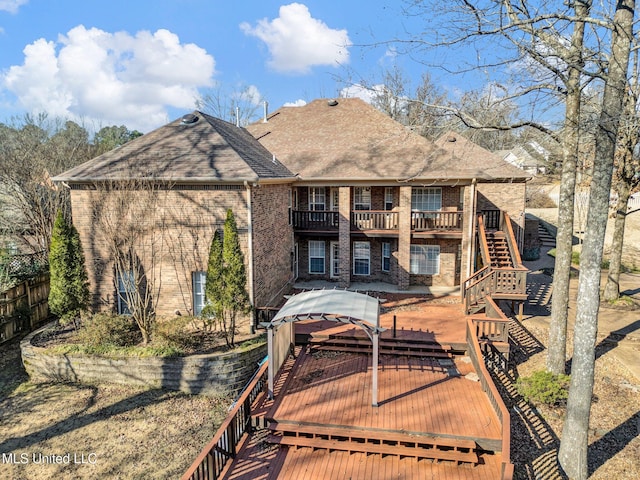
<box><xmin>351</xmin><ymin>211</ymin><xmax>399</xmax><ymax>230</ymax></box>
<box><xmin>291</xmin><ymin>210</ymin><xmax>338</xmax><ymax>230</ymax></box>
<box><xmin>412</xmin><ymin>211</ymin><xmax>463</xmax><ymax>231</ymax></box>
<box><xmin>292</xmin><ymin>209</ymin><xmax>464</xmax><ymax>232</ymax></box>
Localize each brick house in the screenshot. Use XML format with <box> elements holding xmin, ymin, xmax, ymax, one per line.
<box><xmin>245</xmin><ymin>98</ymin><xmax>528</xmax><ymax>291</ymax></box>
<box><xmin>56</xmin><ymin>98</ymin><xmax>528</xmax><ymax>333</ymax></box>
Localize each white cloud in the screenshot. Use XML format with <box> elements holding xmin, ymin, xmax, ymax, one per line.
<box><xmin>235</xmin><ymin>84</ymin><xmax>262</xmax><ymax>105</ymax></box>
<box><xmin>0</xmin><ymin>0</ymin><xmax>28</xmax><ymax>14</ymax></box>
<box><xmin>283</xmin><ymin>99</ymin><xmax>306</xmax><ymax>107</ymax></box>
<box><xmin>340</xmin><ymin>84</ymin><xmax>382</xmax><ymax>103</ymax></box>
<box><xmin>240</xmin><ymin>3</ymin><xmax>351</xmax><ymax>74</ymax></box>
<box><xmin>2</xmin><ymin>25</ymin><xmax>215</xmax><ymax>131</ymax></box>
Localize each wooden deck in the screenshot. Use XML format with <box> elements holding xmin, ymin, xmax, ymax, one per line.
<box><xmin>221</xmin><ymin>338</ymin><xmax>504</xmax><ymax>480</ymax></box>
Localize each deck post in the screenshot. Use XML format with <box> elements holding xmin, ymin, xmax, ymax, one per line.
<box><xmin>267</xmin><ymin>327</ymin><xmax>274</xmax><ymax>399</ymax></box>
<box><xmin>372</xmin><ymin>331</ymin><xmax>379</xmax><ymax>407</ymax></box>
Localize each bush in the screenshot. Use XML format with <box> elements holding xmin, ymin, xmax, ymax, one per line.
<box><xmin>517</xmin><ymin>370</ymin><xmax>570</xmax><ymax>406</ymax></box>
<box><xmin>153</xmin><ymin>316</ymin><xmax>199</xmax><ymax>350</ymax></box>
<box><xmin>526</xmin><ymin>188</ymin><xmax>557</xmax><ymax>208</ymax></box>
<box><xmin>76</xmin><ymin>314</ymin><xmax>140</xmax><ymax>348</ymax></box>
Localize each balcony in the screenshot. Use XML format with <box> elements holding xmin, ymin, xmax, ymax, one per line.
<box><xmin>292</xmin><ymin>210</ymin><xmax>464</xmax><ymax>234</ymax></box>
<box><xmin>291</xmin><ymin>210</ymin><xmax>338</xmax><ymax>230</ymax></box>
<box><xmin>412</xmin><ymin>211</ymin><xmax>463</xmax><ymax>231</ymax></box>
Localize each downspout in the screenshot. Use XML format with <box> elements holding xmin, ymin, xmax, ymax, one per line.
<box><xmin>467</xmin><ymin>178</ymin><xmax>478</xmax><ymax>279</ymax></box>
<box><xmin>244</xmin><ymin>181</ymin><xmax>256</xmax><ymax>333</ymax></box>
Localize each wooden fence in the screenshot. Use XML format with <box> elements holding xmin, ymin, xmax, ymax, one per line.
<box><xmin>0</xmin><ymin>273</ymin><xmax>50</xmax><ymax>344</ymax></box>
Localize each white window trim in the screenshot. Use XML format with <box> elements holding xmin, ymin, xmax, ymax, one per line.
<box><xmin>384</xmin><ymin>187</ymin><xmax>394</xmax><ymax>210</ymax></box>
<box><xmin>193</xmin><ymin>271</ymin><xmax>206</xmax><ymax>316</ymax></box>
<box><xmin>330</xmin><ymin>241</ymin><xmax>340</xmax><ymax>278</ymax></box>
<box><xmin>309</xmin><ymin>187</ymin><xmax>326</xmax><ymax>211</ymax></box>
<box><xmin>382</xmin><ymin>242</ymin><xmax>391</xmax><ymax>272</ymax></box>
<box><xmin>353</xmin><ymin>241</ymin><xmax>370</xmax><ymax>276</ymax></box>
<box><xmin>410</xmin><ymin>245</ymin><xmax>440</xmax><ymax>275</ymax></box>
<box><xmin>309</xmin><ymin>240</ymin><xmax>326</xmax><ymax>274</ymax></box>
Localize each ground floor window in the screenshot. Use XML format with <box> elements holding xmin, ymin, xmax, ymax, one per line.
<box><xmin>193</xmin><ymin>271</ymin><xmax>206</xmax><ymax>315</ymax></box>
<box><xmin>410</xmin><ymin>245</ymin><xmax>440</xmax><ymax>275</ymax></box>
<box><xmin>382</xmin><ymin>242</ymin><xmax>391</xmax><ymax>272</ymax></box>
<box><xmin>353</xmin><ymin>241</ymin><xmax>370</xmax><ymax>275</ymax></box>
<box><xmin>309</xmin><ymin>240</ymin><xmax>325</xmax><ymax>274</ymax></box>
<box><xmin>117</xmin><ymin>270</ymin><xmax>134</xmax><ymax>315</ymax></box>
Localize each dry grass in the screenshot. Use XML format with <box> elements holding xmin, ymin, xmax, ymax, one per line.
<box><xmin>0</xmin><ymin>338</ymin><xmax>232</xmax><ymax>480</ymax></box>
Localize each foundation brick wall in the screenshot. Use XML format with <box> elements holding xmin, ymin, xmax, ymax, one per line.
<box><xmin>476</xmin><ymin>182</ymin><xmax>527</xmax><ymax>242</ymax></box>
<box><xmin>250</xmin><ymin>183</ymin><xmax>295</xmax><ymax>308</ymax></box>
<box><xmin>70</xmin><ymin>186</ymin><xmax>255</xmax><ymax>332</ymax></box>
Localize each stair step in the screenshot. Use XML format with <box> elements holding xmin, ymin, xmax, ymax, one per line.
<box><xmin>267</xmin><ymin>423</ymin><xmax>479</xmax><ymax>464</ymax></box>
<box><xmin>311</xmin><ymin>344</ymin><xmax>452</xmax><ymax>358</ymax></box>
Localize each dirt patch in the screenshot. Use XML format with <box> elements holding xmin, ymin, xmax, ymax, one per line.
<box><xmin>0</xmin><ymin>337</ymin><xmax>232</xmax><ymax>480</ymax></box>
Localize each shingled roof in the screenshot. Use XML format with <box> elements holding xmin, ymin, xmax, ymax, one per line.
<box><xmin>245</xmin><ymin>98</ymin><xmax>528</xmax><ymax>182</ymax></box>
<box><xmin>55</xmin><ymin>112</ymin><xmax>295</xmax><ymax>183</ymax></box>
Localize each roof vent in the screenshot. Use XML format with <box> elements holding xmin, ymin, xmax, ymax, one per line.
<box><xmin>327</xmin><ymin>99</ymin><xmax>339</xmax><ymax>107</ymax></box>
<box><xmin>181</xmin><ymin>113</ymin><xmax>199</xmax><ymax>125</ymax></box>
<box><xmin>447</xmin><ymin>135</ymin><xmax>457</xmax><ymax>142</ymax></box>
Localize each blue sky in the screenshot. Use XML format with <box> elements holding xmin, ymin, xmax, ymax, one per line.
<box><xmin>0</xmin><ymin>0</ymin><xmax>481</xmax><ymax>132</ymax></box>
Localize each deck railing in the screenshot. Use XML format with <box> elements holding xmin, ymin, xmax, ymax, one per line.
<box><xmin>466</xmin><ymin>318</ymin><xmax>513</xmax><ymax>480</ymax></box>
<box><xmin>351</xmin><ymin>211</ymin><xmax>399</xmax><ymax>230</ymax></box>
<box><xmin>291</xmin><ymin>210</ymin><xmax>339</xmax><ymax>230</ymax></box>
<box><xmin>181</xmin><ymin>360</ymin><xmax>269</xmax><ymax>480</ymax></box>
<box><xmin>412</xmin><ymin>211</ymin><xmax>463</xmax><ymax>231</ymax></box>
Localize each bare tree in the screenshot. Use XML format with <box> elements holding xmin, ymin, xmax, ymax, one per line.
<box><xmin>558</xmin><ymin>0</ymin><xmax>636</xmax><ymax>477</ymax></box>
<box><xmin>196</xmin><ymin>84</ymin><xmax>264</xmax><ymax>126</ymax></box>
<box><xmin>0</xmin><ymin>116</ymin><xmax>94</xmax><ymax>252</ymax></box>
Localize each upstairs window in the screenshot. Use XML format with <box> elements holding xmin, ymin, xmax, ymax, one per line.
<box><xmin>411</xmin><ymin>187</ymin><xmax>442</xmax><ymax>211</ymax></box>
<box><xmin>309</xmin><ymin>187</ymin><xmax>326</xmax><ymax>211</ymax></box>
<box><xmin>353</xmin><ymin>187</ymin><xmax>371</xmax><ymax>210</ymax></box>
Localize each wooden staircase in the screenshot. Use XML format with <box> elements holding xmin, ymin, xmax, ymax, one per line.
<box><xmin>266</xmin><ymin>421</ymin><xmax>480</xmax><ymax>466</ymax></box>
<box><xmin>308</xmin><ymin>334</ymin><xmax>453</xmax><ymax>359</ymax></box>
<box><xmin>485</xmin><ymin>230</ymin><xmax>513</xmax><ymax>268</ymax></box>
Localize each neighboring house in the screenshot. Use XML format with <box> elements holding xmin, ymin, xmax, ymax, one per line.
<box><xmin>55</xmin><ymin>98</ymin><xmax>529</xmax><ymax>333</ymax></box>
<box><xmin>497</xmin><ymin>140</ymin><xmax>563</xmax><ymax>176</ymax></box>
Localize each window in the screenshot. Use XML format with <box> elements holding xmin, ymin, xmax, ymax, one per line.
<box><xmin>410</xmin><ymin>245</ymin><xmax>440</xmax><ymax>275</ymax></box>
<box><xmin>117</xmin><ymin>270</ymin><xmax>134</xmax><ymax>315</ymax></box>
<box><xmin>384</xmin><ymin>187</ymin><xmax>394</xmax><ymax>210</ymax></box>
<box><xmin>353</xmin><ymin>242</ymin><xmax>370</xmax><ymax>275</ymax></box>
<box><xmin>309</xmin><ymin>240</ymin><xmax>325</xmax><ymax>274</ymax></box>
<box><xmin>330</xmin><ymin>242</ymin><xmax>340</xmax><ymax>278</ymax></box>
<box><xmin>411</xmin><ymin>187</ymin><xmax>442</xmax><ymax>211</ymax></box>
<box><xmin>330</xmin><ymin>187</ymin><xmax>339</xmax><ymax>211</ymax></box>
<box><xmin>193</xmin><ymin>271</ymin><xmax>206</xmax><ymax>315</ymax></box>
<box><xmin>382</xmin><ymin>242</ymin><xmax>391</xmax><ymax>272</ymax></box>
<box><xmin>309</xmin><ymin>187</ymin><xmax>326</xmax><ymax>211</ymax></box>
<box><xmin>353</xmin><ymin>187</ymin><xmax>371</xmax><ymax>210</ymax></box>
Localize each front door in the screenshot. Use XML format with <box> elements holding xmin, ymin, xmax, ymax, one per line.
<box><xmin>293</xmin><ymin>243</ymin><xmax>299</xmax><ymax>279</ymax></box>
<box><xmin>330</xmin><ymin>242</ymin><xmax>340</xmax><ymax>278</ymax></box>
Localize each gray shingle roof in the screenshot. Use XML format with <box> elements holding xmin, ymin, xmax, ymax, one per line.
<box><xmin>246</xmin><ymin>98</ymin><xmax>529</xmax><ymax>182</ymax></box>
<box><xmin>55</xmin><ymin>111</ymin><xmax>295</xmax><ymax>183</ymax></box>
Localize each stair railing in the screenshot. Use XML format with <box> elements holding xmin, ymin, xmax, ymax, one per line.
<box><xmin>476</xmin><ymin>214</ymin><xmax>492</xmax><ymax>268</ymax></box>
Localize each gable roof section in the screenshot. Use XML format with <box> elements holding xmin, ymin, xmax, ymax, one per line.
<box><xmin>55</xmin><ymin>112</ymin><xmax>295</xmax><ymax>183</ymax></box>
<box><xmin>246</xmin><ymin>98</ymin><xmax>528</xmax><ymax>182</ymax></box>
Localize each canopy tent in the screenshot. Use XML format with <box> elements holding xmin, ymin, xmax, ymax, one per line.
<box><xmin>261</xmin><ymin>289</ymin><xmax>385</xmax><ymax>406</ymax></box>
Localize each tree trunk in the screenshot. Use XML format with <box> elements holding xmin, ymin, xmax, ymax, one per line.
<box><xmin>603</xmin><ymin>182</ymin><xmax>631</xmax><ymax>301</ymax></box>
<box><xmin>546</xmin><ymin>0</ymin><xmax>589</xmax><ymax>375</ymax></box>
<box><xmin>558</xmin><ymin>1</ymin><xmax>635</xmax><ymax>477</ymax></box>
